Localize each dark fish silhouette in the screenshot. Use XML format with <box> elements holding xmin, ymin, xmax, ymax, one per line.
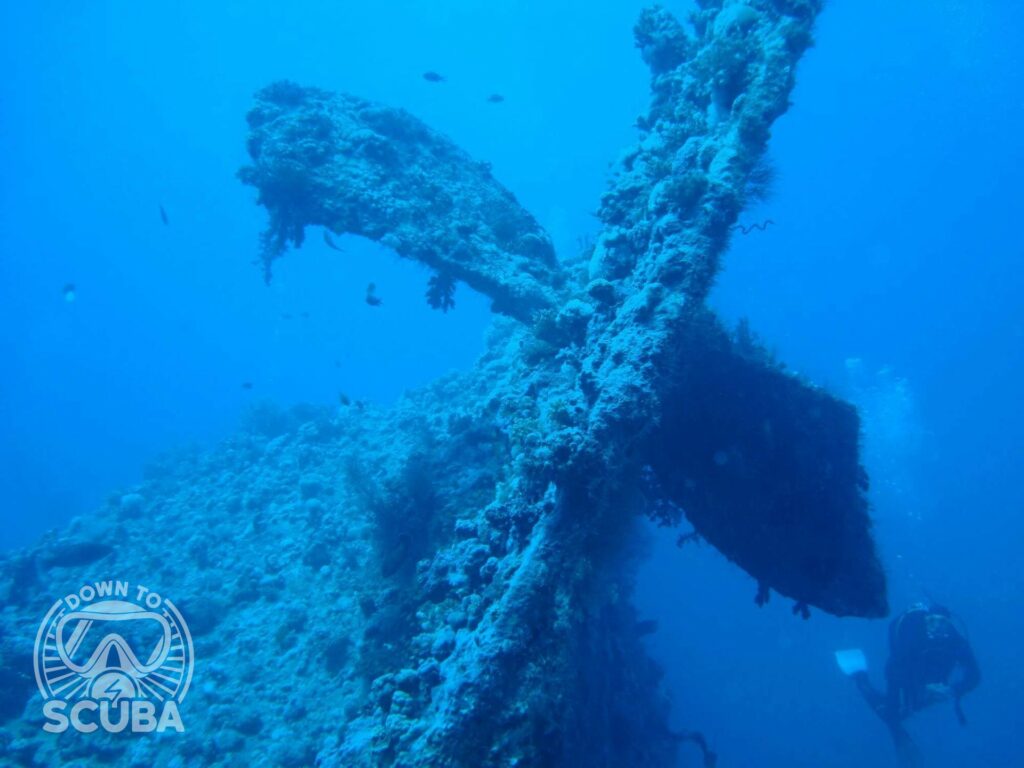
<box><xmin>422</xmin><ymin>71</ymin><xmax>446</xmax><ymax>83</ymax></box>
<box><xmin>159</xmin><ymin>205</ymin><xmax>169</xmax><ymax>225</ymax></box>
<box><xmin>486</xmin><ymin>94</ymin><xmax>505</xmax><ymax>103</ymax></box>
<box><xmin>62</xmin><ymin>283</ymin><xmax>76</xmax><ymax>302</ymax></box>
<box><xmin>281</xmin><ymin>313</ymin><xmax>294</xmax><ymax>320</ymax></box>
<box><xmin>241</xmin><ymin>381</ymin><xmax>254</xmax><ymax>390</ymax></box>
<box><xmin>323</xmin><ymin>231</ymin><xmax>344</xmax><ymax>252</ymax></box>
<box><xmin>338</xmin><ymin>392</ymin><xmax>351</xmax><ymax>406</ymax></box>
<box><xmin>365</xmin><ymin>283</ymin><xmax>383</xmax><ymax>307</ymax></box>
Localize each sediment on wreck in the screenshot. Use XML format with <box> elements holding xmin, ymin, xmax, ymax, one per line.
<box><xmin>0</xmin><ymin>2</ymin><xmax>885</xmax><ymax>767</ymax></box>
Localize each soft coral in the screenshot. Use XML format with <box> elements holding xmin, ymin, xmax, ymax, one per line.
<box><xmin>426</xmin><ymin>271</ymin><xmax>457</xmax><ymax>312</ymax></box>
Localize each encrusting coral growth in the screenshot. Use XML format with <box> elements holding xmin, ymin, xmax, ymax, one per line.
<box><xmin>237</xmin><ymin>81</ymin><xmax>565</xmax><ymax>322</ymax></box>
<box><xmin>0</xmin><ymin>2</ymin><xmax>885</xmax><ymax>766</ymax></box>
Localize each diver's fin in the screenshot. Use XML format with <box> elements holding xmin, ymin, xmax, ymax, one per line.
<box><xmin>834</xmin><ymin>648</ymin><xmax>868</xmax><ymax>676</ymax></box>
<box><xmin>891</xmin><ymin>722</ymin><xmax>924</xmax><ymax>767</ymax></box>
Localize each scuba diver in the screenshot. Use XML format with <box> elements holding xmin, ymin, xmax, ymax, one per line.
<box><xmin>836</xmin><ymin>602</ymin><xmax>980</xmax><ymax>765</ymax></box>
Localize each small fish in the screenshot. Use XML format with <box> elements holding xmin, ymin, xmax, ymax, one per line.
<box><xmin>323</xmin><ymin>231</ymin><xmax>344</xmax><ymax>252</ymax></box>
<box><xmin>300</xmin><ymin>311</ymin><xmax>310</xmax><ymax>319</ymax></box>
<box><xmin>486</xmin><ymin>93</ymin><xmax>505</xmax><ymax>104</ymax></box>
<box><xmin>62</xmin><ymin>283</ymin><xmax>76</xmax><ymax>302</ymax></box>
<box><xmin>281</xmin><ymin>313</ymin><xmax>294</xmax><ymax>320</ymax></box>
<box><xmin>241</xmin><ymin>381</ymin><xmax>254</xmax><ymax>390</ymax></box>
<box><xmin>159</xmin><ymin>205</ymin><xmax>169</xmax><ymax>225</ymax></box>
<box><xmin>365</xmin><ymin>283</ymin><xmax>383</xmax><ymax>307</ymax></box>
<box><xmin>338</xmin><ymin>392</ymin><xmax>351</xmax><ymax>406</ymax></box>
<box><xmin>422</xmin><ymin>71</ymin><xmax>446</xmax><ymax>83</ymax></box>
<box><xmin>635</xmin><ymin>619</ymin><xmax>659</xmax><ymax>637</ymax></box>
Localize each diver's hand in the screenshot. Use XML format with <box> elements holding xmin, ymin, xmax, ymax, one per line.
<box><xmin>924</xmin><ymin>683</ymin><xmax>952</xmax><ymax>704</ymax></box>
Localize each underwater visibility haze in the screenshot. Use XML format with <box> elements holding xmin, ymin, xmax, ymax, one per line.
<box><xmin>0</xmin><ymin>1</ymin><xmax>1022</xmax><ymax>766</ymax></box>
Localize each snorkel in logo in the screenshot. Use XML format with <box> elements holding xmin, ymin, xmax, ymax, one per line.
<box><xmin>33</xmin><ymin>581</ymin><xmax>193</xmax><ymax>733</ymax></box>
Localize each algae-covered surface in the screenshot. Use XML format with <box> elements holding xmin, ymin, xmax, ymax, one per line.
<box><xmin>1</xmin><ymin>2</ymin><xmax>892</xmax><ymax>766</ymax></box>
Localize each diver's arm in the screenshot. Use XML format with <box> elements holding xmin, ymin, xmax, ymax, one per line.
<box><xmin>953</xmin><ymin>643</ymin><xmax>980</xmax><ymax>699</ymax></box>
<box><xmin>882</xmin><ymin>658</ymin><xmax>905</xmax><ymax>721</ymax></box>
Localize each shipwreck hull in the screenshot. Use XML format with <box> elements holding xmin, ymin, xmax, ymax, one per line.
<box><xmin>0</xmin><ymin>1</ymin><xmax>887</xmax><ymax>765</ymax></box>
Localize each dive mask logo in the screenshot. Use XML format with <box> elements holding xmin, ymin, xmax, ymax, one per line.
<box><xmin>33</xmin><ymin>581</ymin><xmax>194</xmax><ymax>734</ymax></box>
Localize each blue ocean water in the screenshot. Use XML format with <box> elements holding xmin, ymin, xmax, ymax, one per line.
<box><xmin>0</xmin><ymin>1</ymin><xmax>1020</xmax><ymax>766</ymax></box>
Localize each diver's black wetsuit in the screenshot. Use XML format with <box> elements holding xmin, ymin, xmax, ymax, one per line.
<box><xmin>885</xmin><ymin>604</ymin><xmax>980</xmax><ymax>722</ymax></box>
<box><xmin>855</xmin><ymin>603</ymin><xmax>980</xmax><ymax>765</ymax></box>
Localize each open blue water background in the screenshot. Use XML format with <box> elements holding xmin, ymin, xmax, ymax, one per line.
<box><xmin>1</xmin><ymin>1</ymin><xmax>1020</xmax><ymax>765</ymax></box>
